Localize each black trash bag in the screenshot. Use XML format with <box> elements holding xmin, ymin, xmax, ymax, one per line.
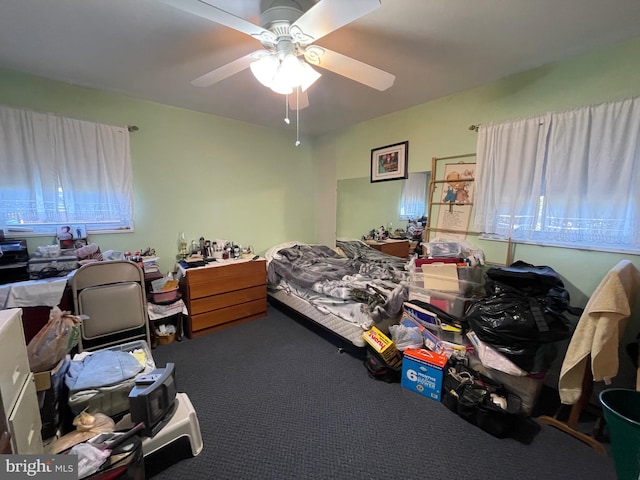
<box><xmin>465</xmin><ymin>261</ymin><xmax>582</xmax><ymax>374</ymax></box>
<box><xmin>485</xmin><ymin>260</ymin><xmax>565</xmax><ymax>296</ymax></box>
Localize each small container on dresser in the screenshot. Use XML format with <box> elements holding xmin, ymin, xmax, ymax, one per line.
<box><xmin>0</xmin><ymin>308</ymin><xmax>44</xmax><ymax>454</ymax></box>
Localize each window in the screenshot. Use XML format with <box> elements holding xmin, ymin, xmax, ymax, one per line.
<box><xmin>400</xmin><ymin>172</ymin><xmax>429</xmax><ymax>220</ymax></box>
<box><xmin>474</xmin><ymin>97</ymin><xmax>640</xmax><ymax>253</ymax></box>
<box><xmin>0</xmin><ymin>105</ymin><xmax>133</xmax><ymax>236</ymax></box>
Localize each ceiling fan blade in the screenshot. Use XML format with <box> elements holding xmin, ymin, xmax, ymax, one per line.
<box><xmin>304</xmin><ymin>46</ymin><xmax>395</xmax><ymax>91</ymax></box>
<box><xmin>288</xmin><ymin>89</ymin><xmax>309</xmax><ymax>111</ymax></box>
<box><xmin>160</xmin><ymin>0</ymin><xmax>276</xmax><ymax>44</ymax></box>
<box><xmin>290</xmin><ymin>0</ymin><xmax>380</xmax><ymax>44</ymax></box>
<box><xmin>191</xmin><ymin>50</ymin><xmax>266</xmax><ymax>87</ymax></box>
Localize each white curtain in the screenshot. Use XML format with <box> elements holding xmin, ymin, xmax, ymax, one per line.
<box><xmin>543</xmin><ymin>98</ymin><xmax>640</xmax><ymax>247</ymax></box>
<box><xmin>400</xmin><ymin>172</ymin><xmax>428</xmax><ymax>219</ymax></box>
<box><xmin>0</xmin><ymin>105</ymin><xmax>133</xmax><ymax>230</ymax></box>
<box><xmin>474</xmin><ymin>97</ymin><xmax>640</xmax><ymax>252</ymax></box>
<box><xmin>473</xmin><ymin>115</ymin><xmax>550</xmax><ymax>239</ymax></box>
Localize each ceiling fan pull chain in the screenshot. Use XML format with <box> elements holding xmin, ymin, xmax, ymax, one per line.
<box><xmin>295</xmin><ymin>87</ymin><xmax>301</xmax><ymax>146</ymax></box>
<box><xmin>284</xmin><ymin>95</ymin><xmax>290</xmax><ymax>124</ymax></box>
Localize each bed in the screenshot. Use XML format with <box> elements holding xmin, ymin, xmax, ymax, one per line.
<box><xmin>266</xmin><ymin>239</ymin><xmax>411</xmax><ymax>349</ymax></box>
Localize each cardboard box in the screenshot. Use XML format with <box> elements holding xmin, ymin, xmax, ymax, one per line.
<box><xmin>34</xmin><ymin>370</ymin><xmax>52</xmax><ymax>392</ymax></box>
<box><xmin>33</xmin><ymin>356</ymin><xmax>71</xmax><ymax>441</ymax></box>
<box><xmin>401</xmin><ymin>348</ymin><xmax>448</xmax><ymax>401</ymax></box>
<box><xmin>33</xmin><ymin>356</ymin><xmax>69</xmax><ymax>392</ymax></box>
<box><xmin>362</xmin><ymin>326</ymin><xmax>400</xmax><ymax>366</ymax></box>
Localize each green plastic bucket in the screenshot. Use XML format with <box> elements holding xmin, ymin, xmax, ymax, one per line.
<box><xmin>600</xmin><ymin>388</ymin><xmax>640</xmax><ymax>480</ymax></box>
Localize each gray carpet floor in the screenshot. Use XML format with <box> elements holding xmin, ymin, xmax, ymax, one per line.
<box><xmin>148</xmin><ymin>305</ymin><xmax>616</xmax><ymax>480</ymax></box>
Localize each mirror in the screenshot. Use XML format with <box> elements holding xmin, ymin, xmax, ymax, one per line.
<box><xmin>336</xmin><ymin>172</ymin><xmax>430</xmax><ymax>240</ymax></box>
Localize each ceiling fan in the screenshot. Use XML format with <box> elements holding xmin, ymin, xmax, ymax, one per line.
<box><xmin>160</xmin><ymin>0</ymin><xmax>395</xmax><ymax>110</ymax></box>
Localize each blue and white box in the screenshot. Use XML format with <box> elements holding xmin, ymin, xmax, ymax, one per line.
<box><xmin>401</xmin><ymin>348</ymin><xmax>448</xmax><ymax>402</ymax></box>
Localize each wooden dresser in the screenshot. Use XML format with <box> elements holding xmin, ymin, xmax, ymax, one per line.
<box><xmin>180</xmin><ymin>259</ymin><xmax>267</xmax><ymax>338</ymax></box>
<box><xmin>366</xmin><ymin>240</ymin><xmax>410</xmax><ymax>258</ymax></box>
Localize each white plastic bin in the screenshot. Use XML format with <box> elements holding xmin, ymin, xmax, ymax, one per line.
<box><xmin>408</xmin><ymin>262</ymin><xmax>485</xmax><ymax>321</ymax></box>
<box><xmin>407</xmin><ymin>286</ymin><xmax>477</xmax><ymax>318</ymax></box>
<box><xmin>468</xmin><ymin>353</ymin><xmax>545</xmax><ymax>415</ymax></box>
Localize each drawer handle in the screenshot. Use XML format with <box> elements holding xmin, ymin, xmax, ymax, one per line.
<box><xmin>12</xmin><ymin>366</ymin><xmax>20</xmax><ymax>385</ymax></box>
<box><xmin>27</xmin><ymin>426</ymin><xmax>34</xmax><ymax>446</ymax></box>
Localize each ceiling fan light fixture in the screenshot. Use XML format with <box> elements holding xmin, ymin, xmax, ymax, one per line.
<box><xmin>268</xmin><ymin>53</ymin><xmax>298</xmax><ymax>94</ymax></box>
<box><xmin>299</xmin><ymin>62</ymin><xmax>321</xmax><ymax>92</ymax></box>
<box><xmin>270</xmin><ymin>68</ymin><xmax>295</xmax><ymax>94</ymax></box>
<box><xmin>279</xmin><ymin>53</ymin><xmax>304</xmax><ymax>82</ymax></box>
<box><xmin>249</xmin><ymin>54</ymin><xmax>279</xmax><ymax>88</ymax></box>
<box><xmin>250</xmin><ymin>49</ymin><xmax>318</xmax><ymax>96</ymax></box>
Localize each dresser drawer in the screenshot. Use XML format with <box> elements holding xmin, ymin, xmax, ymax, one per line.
<box><xmin>8</xmin><ymin>374</ymin><xmax>43</xmax><ymax>454</ymax></box>
<box><xmin>190</xmin><ymin>285</ymin><xmax>266</xmax><ymax>315</ymax></box>
<box><xmin>190</xmin><ymin>299</ymin><xmax>266</xmax><ymax>332</ymax></box>
<box><xmin>188</xmin><ymin>272</ymin><xmax>265</xmax><ymax>300</ymax></box>
<box><xmin>185</xmin><ymin>260</ymin><xmax>266</xmax><ymax>285</ymax></box>
<box><xmin>0</xmin><ymin>309</ymin><xmax>31</xmax><ymax>417</ymax></box>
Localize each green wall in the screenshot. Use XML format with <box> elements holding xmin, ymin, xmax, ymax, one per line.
<box><xmin>0</xmin><ymin>69</ymin><xmax>316</xmax><ymax>274</ymax></box>
<box><xmin>336</xmin><ymin>177</ymin><xmax>404</xmax><ymax>239</ymax></box>
<box><xmin>328</xmin><ymin>36</ymin><xmax>640</xmax><ymax>387</ymax></box>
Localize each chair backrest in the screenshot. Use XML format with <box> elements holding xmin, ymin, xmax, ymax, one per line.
<box><xmin>72</xmin><ymin>260</ymin><xmax>150</xmax><ymax>352</ymax></box>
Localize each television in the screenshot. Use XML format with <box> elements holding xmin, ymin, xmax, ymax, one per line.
<box><xmin>129</xmin><ymin>363</ymin><xmax>177</xmax><ymax>437</ymax></box>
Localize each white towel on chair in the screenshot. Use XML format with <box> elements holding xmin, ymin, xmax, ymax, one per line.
<box><xmin>558</xmin><ymin>260</ymin><xmax>640</xmax><ymax>405</ymax></box>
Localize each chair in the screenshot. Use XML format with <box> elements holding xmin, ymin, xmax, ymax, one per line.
<box><xmin>538</xmin><ymin>260</ymin><xmax>640</xmax><ymax>454</ymax></box>
<box><xmin>72</xmin><ymin>260</ymin><xmax>151</xmax><ymax>352</ymax></box>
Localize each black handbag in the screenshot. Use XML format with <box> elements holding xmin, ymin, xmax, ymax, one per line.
<box><xmin>364</xmin><ymin>349</ymin><xmax>401</xmax><ymax>383</ymax></box>
<box><xmin>442</xmin><ymin>358</ymin><xmax>522</xmax><ymax>438</ymax></box>
<box><xmin>442</xmin><ymin>358</ymin><xmax>476</xmax><ymax>413</ymax></box>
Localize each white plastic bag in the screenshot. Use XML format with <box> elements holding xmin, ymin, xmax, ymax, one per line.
<box><xmin>26</xmin><ymin>306</ymin><xmax>81</xmax><ymax>372</ymax></box>
<box><xmin>70</xmin><ymin>442</ymin><xmax>111</xmax><ymax>479</ymax></box>
<box><xmin>389</xmin><ymin>324</ymin><xmax>423</xmax><ymax>351</ymax></box>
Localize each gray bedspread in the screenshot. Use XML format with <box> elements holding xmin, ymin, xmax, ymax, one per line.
<box><xmin>267</xmin><ymin>240</ymin><xmax>409</xmax><ymax>326</ymax></box>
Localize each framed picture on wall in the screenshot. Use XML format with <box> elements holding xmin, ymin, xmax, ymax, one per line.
<box><xmin>370</xmin><ymin>141</ymin><xmax>409</xmax><ymax>183</ymax></box>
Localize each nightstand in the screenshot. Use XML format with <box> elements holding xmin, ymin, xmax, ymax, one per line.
<box><xmin>147</xmin><ymin>298</ymin><xmax>185</xmax><ymax>348</ymax></box>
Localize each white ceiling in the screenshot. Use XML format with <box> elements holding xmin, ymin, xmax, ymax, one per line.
<box><xmin>1</xmin><ymin>0</ymin><xmax>639</xmax><ymax>137</ymax></box>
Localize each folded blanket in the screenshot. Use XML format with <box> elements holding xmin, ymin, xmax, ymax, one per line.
<box><xmin>66</xmin><ymin>350</ymin><xmax>144</xmax><ymax>393</ymax></box>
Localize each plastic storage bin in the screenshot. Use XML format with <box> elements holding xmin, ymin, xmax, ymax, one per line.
<box><xmin>68</xmin><ymin>340</ymin><xmax>155</xmax><ymax>417</ymax></box>
<box><xmin>599</xmin><ymin>388</ymin><xmax>640</xmax><ymax>480</ymax></box>
<box><xmin>427</xmin><ymin>241</ymin><xmax>462</xmax><ymax>257</ymax></box>
<box><xmin>408</xmin><ymin>266</ymin><xmax>483</xmax><ymax>318</ymax></box>
<box><xmin>467</xmin><ymin>354</ymin><xmax>544</xmax><ymax>415</ymax></box>
<box><xmin>407</xmin><ymin>287</ymin><xmax>475</xmax><ymax>318</ymax></box>
<box><xmin>409</xmin><ymin>266</ymin><xmax>483</xmax><ymax>296</ymax></box>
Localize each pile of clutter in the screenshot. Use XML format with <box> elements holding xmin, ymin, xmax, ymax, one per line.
<box><xmin>362</xmin><ymin>225</ymin><xmax>393</xmax><ymax>242</ymax></box>
<box><xmin>361</xmin><ymin>258</ymin><xmax>582</xmax><ymax>440</ymax></box>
